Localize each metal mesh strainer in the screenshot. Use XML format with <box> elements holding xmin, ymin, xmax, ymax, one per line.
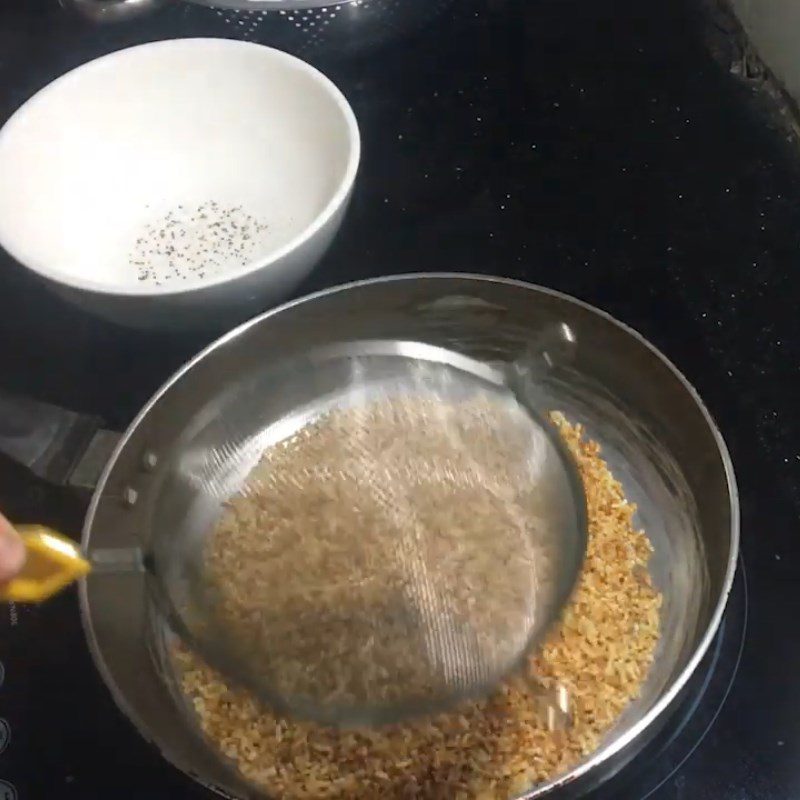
<box><xmin>151</xmin><ymin>340</ymin><xmax>586</xmax><ymax>726</ymax></box>
<box><xmin>205</xmin><ymin>0</ymin><xmax>454</xmax><ymax>56</ymax></box>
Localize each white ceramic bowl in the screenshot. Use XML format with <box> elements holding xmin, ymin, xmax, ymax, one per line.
<box><xmin>0</xmin><ymin>39</ymin><xmax>360</xmax><ymax>329</ymax></box>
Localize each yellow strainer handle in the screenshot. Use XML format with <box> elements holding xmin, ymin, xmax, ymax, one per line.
<box><xmin>0</xmin><ymin>525</ymin><xmax>91</xmax><ymax>603</ymax></box>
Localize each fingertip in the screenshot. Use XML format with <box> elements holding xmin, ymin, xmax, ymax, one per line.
<box><xmin>0</xmin><ymin>525</ymin><xmax>26</xmax><ymax>583</ymax></box>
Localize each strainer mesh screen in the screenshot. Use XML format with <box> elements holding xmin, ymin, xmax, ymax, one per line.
<box><xmin>193</xmin><ymin>357</ymin><xmax>564</xmax><ymax>723</ymax></box>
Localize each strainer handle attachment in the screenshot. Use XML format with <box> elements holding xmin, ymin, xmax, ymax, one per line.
<box><xmin>0</xmin><ymin>526</ymin><xmax>143</xmax><ymax>603</ymax></box>
<box><xmin>60</xmin><ymin>0</ymin><xmax>166</xmax><ymax>23</ymax></box>
<box><xmin>508</xmin><ymin>322</ymin><xmax>578</xmax><ymax>386</ymax></box>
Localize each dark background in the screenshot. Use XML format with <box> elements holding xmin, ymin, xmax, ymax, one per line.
<box><xmin>0</xmin><ymin>0</ymin><xmax>798</xmax><ymax>798</ymax></box>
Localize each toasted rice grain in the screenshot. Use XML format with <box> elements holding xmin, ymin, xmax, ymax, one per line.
<box><xmin>175</xmin><ymin>413</ymin><xmax>662</xmax><ymax>799</ymax></box>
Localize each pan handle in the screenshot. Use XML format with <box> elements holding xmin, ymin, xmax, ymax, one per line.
<box><xmin>0</xmin><ymin>391</ymin><xmax>120</xmax><ymax>490</ymax></box>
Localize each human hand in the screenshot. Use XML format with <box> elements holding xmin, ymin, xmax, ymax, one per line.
<box><xmin>0</xmin><ymin>513</ymin><xmax>25</xmax><ymax>583</ymax></box>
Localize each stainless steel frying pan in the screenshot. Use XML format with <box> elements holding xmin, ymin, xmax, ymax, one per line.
<box><xmin>0</xmin><ymin>274</ymin><xmax>738</xmax><ymax>798</ymax></box>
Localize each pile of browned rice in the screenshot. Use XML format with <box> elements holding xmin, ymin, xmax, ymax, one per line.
<box><xmin>175</xmin><ymin>412</ymin><xmax>662</xmax><ymax>799</ymax></box>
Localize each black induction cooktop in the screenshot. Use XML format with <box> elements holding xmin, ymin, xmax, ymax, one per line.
<box><xmin>0</xmin><ymin>1</ymin><xmax>798</xmax><ymax>798</ymax></box>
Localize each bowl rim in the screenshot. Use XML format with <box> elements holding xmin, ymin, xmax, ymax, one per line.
<box><xmin>0</xmin><ymin>38</ymin><xmax>361</xmax><ymax>299</ymax></box>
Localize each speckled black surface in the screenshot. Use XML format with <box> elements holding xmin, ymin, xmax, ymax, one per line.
<box><xmin>0</xmin><ymin>0</ymin><xmax>799</xmax><ymax>798</ymax></box>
